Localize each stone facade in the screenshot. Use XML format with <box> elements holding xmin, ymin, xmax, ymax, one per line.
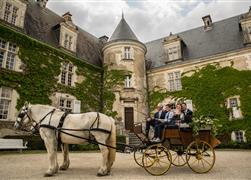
<box><xmin>103</xmin><ymin>40</ymin><xmax>147</xmax><ymax>134</ymax></box>
<box><xmin>0</xmin><ymin>0</ymin><xmax>251</xmax><ymax>142</ymax></box>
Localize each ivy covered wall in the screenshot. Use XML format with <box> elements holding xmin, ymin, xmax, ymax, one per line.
<box><xmin>149</xmin><ymin>64</ymin><xmax>251</xmax><ymax>141</ymax></box>
<box><xmin>0</xmin><ymin>24</ymin><xmax>104</xmax><ymax>112</ymax></box>
<box><xmin>0</xmin><ymin>24</ymin><xmax>127</xmax><ymax>116</ymax></box>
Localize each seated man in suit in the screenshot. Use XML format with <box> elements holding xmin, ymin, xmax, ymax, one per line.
<box><xmin>145</xmin><ymin>104</ymin><xmax>166</xmax><ymax>140</ymax></box>
<box><xmin>153</xmin><ymin>104</ymin><xmax>174</xmax><ymax>142</ymax></box>
<box><xmin>181</xmin><ymin>102</ymin><xmax>193</xmax><ymax>124</ymax></box>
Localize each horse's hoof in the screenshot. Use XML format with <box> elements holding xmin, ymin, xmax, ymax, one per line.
<box><xmin>59</xmin><ymin>166</ymin><xmax>67</xmax><ymax>171</ymax></box>
<box><xmin>44</xmin><ymin>173</ymin><xmax>53</xmax><ymax>177</ymax></box>
<box><xmin>96</xmin><ymin>172</ymin><xmax>109</xmax><ymax>177</ymax></box>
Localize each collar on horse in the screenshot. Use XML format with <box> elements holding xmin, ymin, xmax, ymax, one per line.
<box><xmin>31</xmin><ymin>109</ymin><xmax>56</xmax><ymax>133</ymax></box>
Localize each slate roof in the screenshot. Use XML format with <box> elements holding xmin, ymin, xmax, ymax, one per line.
<box><xmin>23</xmin><ymin>0</ymin><xmax>103</xmax><ymax>66</ymax></box>
<box><xmin>145</xmin><ymin>15</ymin><xmax>245</xmax><ymax>68</ymax></box>
<box><xmin>109</xmin><ymin>15</ymin><xmax>139</xmax><ymax>42</ymax></box>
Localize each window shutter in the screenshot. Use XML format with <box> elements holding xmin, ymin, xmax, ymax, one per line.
<box><xmin>232</xmin><ymin>107</ymin><xmax>241</xmax><ymax>119</ymax></box>
<box><xmin>73</xmin><ymin>100</ymin><xmax>81</xmax><ymax>113</ymax></box>
<box><xmin>231</xmin><ymin>131</ymin><xmax>236</xmax><ymax>141</ymax></box>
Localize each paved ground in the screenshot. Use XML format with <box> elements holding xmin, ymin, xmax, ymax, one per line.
<box><xmin>0</xmin><ymin>150</ymin><xmax>251</xmax><ymax>180</ymax></box>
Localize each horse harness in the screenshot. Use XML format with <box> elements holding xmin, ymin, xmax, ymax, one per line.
<box><xmin>36</xmin><ymin>110</ymin><xmax>112</xmax><ymax>146</ymax></box>
<box><xmin>18</xmin><ymin>107</ymin><xmax>135</xmax><ymax>152</ymax></box>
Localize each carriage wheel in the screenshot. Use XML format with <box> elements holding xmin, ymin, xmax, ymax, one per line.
<box><xmin>186</xmin><ymin>140</ymin><xmax>215</xmax><ymax>173</ymax></box>
<box><xmin>170</xmin><ymin>146</ymin><xmax>187</xmax><ymax>167</ymax></box>
<box><xmin>134</xmin><ymin>147</ymin><xmax>145</xmax><ymax>167</ymax></box>
<box><xmin>142</xmin><ymin>144</ymin><xmax>172</xmax><ymax>176</ymax></box>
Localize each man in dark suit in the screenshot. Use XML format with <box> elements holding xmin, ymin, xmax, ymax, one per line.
<box><xmin>182</xmin><ymin>102</ymin><xmax>193</xmax><ymax>124</ymax></box>
<box><xmin>145</xmin><ymin>104</ymin><xmax>166</xmax><ymax>139</ymax></box>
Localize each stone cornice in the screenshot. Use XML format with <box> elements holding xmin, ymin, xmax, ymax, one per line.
<box><xmin>102</xmin><ymin>39</ymin><xmax>147</xmax><ymax>54</ymax></box>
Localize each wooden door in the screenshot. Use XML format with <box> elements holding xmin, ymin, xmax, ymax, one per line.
<box><xmin>124</xmin><ymin>107</ymin><xmax>134</xmax><ymax>132</ymax></box>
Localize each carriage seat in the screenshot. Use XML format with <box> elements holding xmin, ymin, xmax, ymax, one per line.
<box><xmin>164</xmin><ymin>125</ymin><xmax>178</xmax><ymax>129</ymax></box>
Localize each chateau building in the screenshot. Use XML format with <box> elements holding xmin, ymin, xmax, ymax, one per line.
<box><xmin>0</xmin><ymin>0</ymin><xmax>251</xmax><ymax>143</ymax></box>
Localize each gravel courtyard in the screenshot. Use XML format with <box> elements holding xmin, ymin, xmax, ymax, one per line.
<box><xmin>0</xmin><ymin>150</ymin><xmax>251</xmax><ymax>180</ymax></box>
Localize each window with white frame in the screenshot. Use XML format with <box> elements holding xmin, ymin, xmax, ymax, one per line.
<box><xmin>168</xmin><ymin>46</ymin><xmax>178</xmax><ymax>61</ymax></box>
<box><xmin>60</xmin><ymin>63</ymin><xmax>74</xmax><ymax>86</ymax></box>
<box><xmin>0</xmin><ymin>87</ymin><xmax>12</xmax><ymax>120</ymax></box>
<box><xmin>168</xmin><ymin>71</ymin><xmax>182</xmax><ymax>91</ymax></box>
<box><xmin>230</xmin><ymin>98</ymin><xmax>238</xmax><ymax>108</ymax></box>
<box><xmin>59</xmin><ymin>98</ymin><xmax>72</xmax><ymax>112</ymax></box>
<box><xmin>63</xmin><ymin>33</ymin><xmax>73</xmax><ymax>51</ymax></box>
<box><xmin>124</xmin><ymin>47</ymin><xmax>131</xmax><ymax>59</ymax></box>
<box><xmin>3</xmin><ymin>3</ymin><xmax>19</xmax><ymax>25</ymax></box>
<box><xmin>0</xmin><ymin>39</ymin><xmax>18</xmax><ymax>71</ymax></box>
<box><xmin>234</xmin><ymin>131</ymin><xmax>244</xmax><ymax>143</ymax></box>
<box><xmin>125</xmin><ymin>75</ymin><xmax>132</xmax><ymax>88</ymax></box>
<box><xmin>228</xmin><ymin>97</ymin><xmax>242</xmax><ymax>119</ymax></box>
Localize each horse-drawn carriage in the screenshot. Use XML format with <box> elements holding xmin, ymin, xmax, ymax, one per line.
<box><xmin>133</xmin><ymin>123</ymin><xmax>219</xmax><ymax>176</ymax></box>
<box><xmin>14</xmin><ymin>102</ymin><xmax>219</xmax><ymax>177</ymax></box>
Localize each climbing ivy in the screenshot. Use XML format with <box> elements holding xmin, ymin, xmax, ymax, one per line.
<box><xmin>149</xmin><ymin>65</ymin><xmax>251</xmax><ymax>141</ymax></box>
<box><xmin>0</xmin><ymin>24</ymin><xmax>101</xmax><ymax>111</ymax></box>
<box><xmin>102</xmin><ymin>66</ymin><xmax>129</xmax><ymax>117</ymax></box>
<box><xmin>0</xmin><ymin>24</ymin><xmax>126</xmax><ymax>115</ymax></box>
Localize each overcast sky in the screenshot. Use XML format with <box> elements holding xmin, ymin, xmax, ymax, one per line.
<box><xmin>47</xmin><ymin>0</ymin><xmax>251</xmax><ymax>43</ymax></box>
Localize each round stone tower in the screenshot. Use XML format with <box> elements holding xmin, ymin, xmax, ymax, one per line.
<box><xmin>103</xmin><ymin>14</ymin><xmax>147</xmax><ymax>135</ymax></box>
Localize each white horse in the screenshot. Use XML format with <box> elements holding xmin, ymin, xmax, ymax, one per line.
<box><xmin>14</xmin><ymin>103</ymin><xmax>116</xmax><ymax>177</ymax></box>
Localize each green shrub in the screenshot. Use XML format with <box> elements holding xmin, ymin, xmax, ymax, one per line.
<box><xmin>217</xmin><ymin>141</ymin><xmax>251</xmax><ymax>149</ymax></box>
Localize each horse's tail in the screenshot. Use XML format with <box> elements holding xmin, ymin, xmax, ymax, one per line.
<box><xmin>107</xmin><ymin>118</ymin><xmax>116</xmax><ymax>166</ymax></box>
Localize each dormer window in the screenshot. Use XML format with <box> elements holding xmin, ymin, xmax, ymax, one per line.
<box><xmin>202</xmin><ymin>15</ymin><xmax>213</xmax><ymax>31</ymax></box>
<box><xmin>57</xmin><ymin>12</ymin><xmax>78</xmax><ymax>52</ymax></box>
<box><xmin>64</xmin><ymin>34</ymin><xmax>72</xmax><ymax>50</ymax></box>
<box><xmin>1</xmin><ymin>1</ymin><xmax>27</xmax><ymax>28</ymax></box>
<box><xmin>69</xmin><ymin>36</ymin><xmax>73</xmax><ymax>49</ymax></box>
<box><xmin>239</xmin><ymin>7</ymin><xmax>251</xmax><ymax>44</ymax></box>
<box><xmin>163</xmin><ymin>34</ymin><xmax>185</xmax><ymax>63</ymax></box>
<box><xmin>168</xmin><ymin>46</ymin><xmax>178</xmax><ymax>61</ymax></box>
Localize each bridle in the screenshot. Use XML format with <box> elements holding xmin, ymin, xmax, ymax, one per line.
<box><xmin>16</xmin><ymin>106</ymin><xmax>56</xmax><ymax>133</ymax></box>
<box><xmin>15</xmin><ymin>106</ymin><xmax>33</xmax><ymax>130</ymax></box>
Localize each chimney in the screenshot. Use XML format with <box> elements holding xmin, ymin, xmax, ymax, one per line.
<box><xmin>37</xmin><ymin>0</ymin><xmax>48</xmax><ymax>8</ymax></box>
<box><xmin>202</xmin><ymin>15</ymin><xmax>213</xmax><ymax>31</ymax></box>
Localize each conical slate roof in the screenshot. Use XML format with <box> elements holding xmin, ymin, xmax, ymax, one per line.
<box><xmin>109</xmin><ymin>15</ymin><xmax>139</xmax><ymax>42</ymax></box>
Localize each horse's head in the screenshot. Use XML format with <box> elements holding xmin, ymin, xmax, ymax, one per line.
<box><xmin>14</xmin><ymin>101</ymin><xmax>32</xmax><ymax>130</ymax></box>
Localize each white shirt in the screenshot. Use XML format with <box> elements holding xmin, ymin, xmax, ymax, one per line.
<box><xmin>165</xmin><ymin>111</ymin><xmax>174</xmax><ymax>122</ymax></box>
